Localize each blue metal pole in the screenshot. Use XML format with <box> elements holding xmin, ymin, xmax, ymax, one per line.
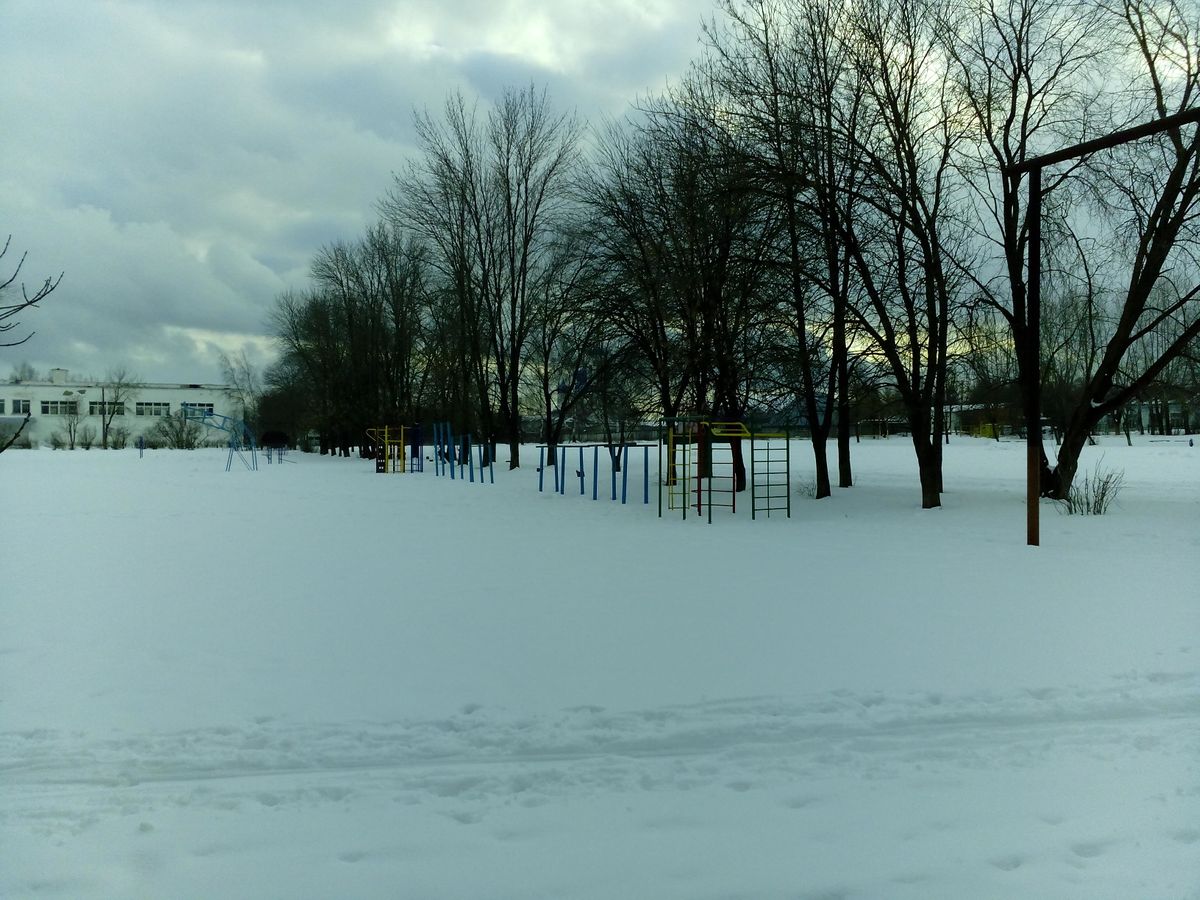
<box><xmin>560</xmin><ymin>446</ymin><xmax>567</xmax><ymax>495</ymax></box>
<box><xmin>643</xmin><ymin>445</ymin><xmax>649</xmax><ymax>503</ymax></box>
<box><xmin>592</xmin><ymin>446</ymin><xmax>599</xmax><ymax>500</ymax></box>
<box><xmin>539</xmin><ymin>446</ymin><xmax>545</xmax><ymax>492</ymax></box>
<box><xmin>467</xmin><ymin>433</ymin><xmax>474</xmax><ymax>482</ymax></box>
<box><xmin>448</xmin><ymin>423</ymin><xmax>457</xmax><ymax>480</ymax></box>
<box><xmin>578</xmin><ymin>446</ymin><xmax>585</xmax><ymax>495</ymax></box>
<box><xmin>621</xmin><ymin>444</ymin><xmax>629</xmax><ymax>504</ymax></box>
<box><xmin>610</xmin><ymin>448</ymin><xmax>616</xmax><ymax>500</ymax></box>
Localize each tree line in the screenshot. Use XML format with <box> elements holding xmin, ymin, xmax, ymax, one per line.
<box><xmin>264</xmin><ymin>0</ymin><xmax>1200</xmax><ymax>506</ymax></box>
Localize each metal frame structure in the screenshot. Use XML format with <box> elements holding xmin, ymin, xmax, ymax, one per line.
<box><xmin>658</xmin><ymin>417</ymin><xmax>790</xmax><ymax>523</ymax></box>
<box><xmin>1010</xmin><ymin>106</ymin><xmax>1200</xmax><ymax>545</ymax></box>
<box><xmin>365</xmin><ymin>425</ymin><xmax>416</xmax><ymax>474</ymax></box>
<box><xmin>181</xmin><ymin>404</ymin><xmax>257</xmax><ymax>471</ymax></box>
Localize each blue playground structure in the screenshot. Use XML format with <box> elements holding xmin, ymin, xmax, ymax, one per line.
<box><xmin>181</xmin><ymin>404</ymin><xmax>258</xmax><ymax>471</ymax></box>
<box><xmin>431</xmin><ymin>422</ymin><xmax>494</xmax><ymax>484</ymax></box>
<box><xmin>536</xmin><ymin>442</ymin><xmax>653</xmax><ymax>505</ymax></box>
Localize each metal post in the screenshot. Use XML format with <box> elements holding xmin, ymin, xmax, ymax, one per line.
<box><xmin>1027</xmin><ymin>166</ymin><xmax>1042</xmax><ymax>547</ymax></box>
<box><xmin>579</xmin><ymin>446</ymin><xmax>585</xmax><ymax>495</ymax></box>
<box><xmin>621</xmin><ymin>444</ymin><xmax>629</xmax><ymax>503</ymax></box>
<box><xmin>750</xmin><ymin>432</ymin><xmax>757</xmax><ymax>521</ymax></box>
<box><xmin>643</xmin><ymin>445</ymin><xmax>649</xmax><ymax>504</ymax></box>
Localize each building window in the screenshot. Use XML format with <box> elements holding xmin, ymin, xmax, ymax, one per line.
<box><xmin>12</xmin><ymin>399</ymin><xmax>30</xmax><ymax>415</ymax></box>
<box><xmin>181</xmin><ymin>402</ymin><xmax>215</xmax><ymax>416</ymax></box>
<box><xmin>41</xmin><ymin>400</ymin><xmax>78</xmax><ymax>415</ymax></box>
<box><xmin>89</xmin><ymin>401</ymin><xmax>125</xmax><ymax>416</ymax></box>
<box><xmin>135</xmin><ymin>402</ymin><xmax>171</xmax><ymax>417</ymax></box>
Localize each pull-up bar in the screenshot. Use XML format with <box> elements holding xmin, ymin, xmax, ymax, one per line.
<box><xmin>1007</xmin><ymin>106</ymin><xmax>1200</xmax><ymax>546</ymax></box>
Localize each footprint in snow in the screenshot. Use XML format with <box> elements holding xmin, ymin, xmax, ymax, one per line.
<box><xmin>1070</xmin><ymin>841</ymin><xmax>1109</xmax><ymax>858</ymax></box>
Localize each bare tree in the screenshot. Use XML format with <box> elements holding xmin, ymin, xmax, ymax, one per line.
<box><xmin>97</xmin><ymin>367</ymin><xmax>141</xmax><ymax>449</ymax></box>
<box><xmin>1</xmin><ymin>235</ymin><xmax>61</xmax><ymax>348</ymax></box>
<box><xmin>942</xmin><ymin>0</ymin><xmax>1107</xmax><ymax>493</ymax></box>
<box><xmin>1031</xmin><ymin>0</ymin><xmax>1200</xmax><ymax>495</ymax></box>
<box><xmin>385</xmin><ymin>94</ymin><xmax>495</xmax><ymax>456</ymax></box>
<box><xmin>387</xmin><ymin>86</ymin><xmax>582</xmax><ymax>469</ymax></box>
<box><xmin>838</xmin><ymin>0</ymin><xmax>972</xmax><ymax>508</ymax></box>
<box><xmin>702</xmin><ymin>0</ymin><xmax>868</xmax><ymax>497</ymax></box>
<box><xmin>1</xmin><ymin>237</ymin><xmax>61</xmax><ymax>454</ymax></box>
<box><xmin>219</xmin><ymin>350</ymin><xmax>259</xmax><ymax>425</ymax></box>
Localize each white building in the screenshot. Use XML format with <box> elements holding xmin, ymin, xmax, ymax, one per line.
<box><xmin>1</xmin><ymin>368</ymin><xmax>236</xmax><ymax>448</ymax></box>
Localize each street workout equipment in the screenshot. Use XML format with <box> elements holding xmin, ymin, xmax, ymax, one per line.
<box><xmin>365</xmin><ymin>422</ymin><xmax>493</xmax><ymax>483</ymax></box>
<box><xmin>181</xmin><ymin>404</ymin><xmax>257</xmax><ymax>471</ymax></box>
<box><xmin>658</xmin><ymin>417</ymin><xmax>790</xmax><ymax>523</ymax></box>
<box><xmin>365</xmin><ymin>425</ymin><xmax>421</xmax><ymax>474</ymax></box>
<box><xmin>431</xmin><ymin>422</ymin><xmax>494</xmax><ymax>484</ymax></box>
<box><xmin>535</xmin><ymin>442</ymin><xmax>652</xmax><ymax>505</ymax></box>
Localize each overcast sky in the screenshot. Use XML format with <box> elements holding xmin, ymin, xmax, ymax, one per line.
<box><xmin>2</xmin><ymin>0</ymin><xmax>714</xmax><ymax>384</ymax></box>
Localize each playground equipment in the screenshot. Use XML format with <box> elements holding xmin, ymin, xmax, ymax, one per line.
<box><xmin>749</xmin><ymin>429</ymin><xmax>791</xmax><ymax>519</ymax></box>
<box><xmin>365</xmin><ymin>422</ymin><xmax>493</xmax><ymax>483</ymax></box>
<box><xmin>181</xmin><ymin>404</ymin><xmax>257</xmax><ymax>471</ymax></box>
<box><xmin>365</xmin><ymin>425</ymin><xmax>422</xmax><ymax>474</ymax></box>
<box><xmin>535</xmin><ymin>442</ymin><xmax>653</xmax><ymax>505</ymax></box>
<box><xmin>430</xmin><ymin>422</ymin><xmax>494</xmax><ymax>484</ymax></box>
<box><xmin>658</xmin><ymin>417</ymin><xmax>790</xmax><ymax>522</ymax></box>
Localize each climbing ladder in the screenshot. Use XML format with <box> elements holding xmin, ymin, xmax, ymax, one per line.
<box><xmin>750</xmin><ymin>431</ymin><xmax>791</xmax><ymax>519</ymax></box>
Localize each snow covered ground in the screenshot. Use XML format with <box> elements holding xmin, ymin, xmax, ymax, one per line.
<box><xmin>2</xmin><ymin>436</ymin><xmax>1198</xmax><ymax>899</ymax></box>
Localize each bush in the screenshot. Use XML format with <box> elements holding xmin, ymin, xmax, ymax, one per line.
<box><xmin>50</xmin><ymin>431</ymin><xmax>66</xmax><ymax>450</ymax></box>
<box><xmin>150</xmin><ymin>411</ymin><xmax>203</xmax><ymax>449</ymax></box>
<box><xmin>79</xmin><ymin>424</ymin><xmax>97</xmax><ymax>449</ymax></box>
<box><xmin>108</xmin><ymin>426</ymin><xmax>130</xmax><ymax>449</ymax></box>
<box><xmin>1062</xmin><ymin>461</ymin><xmax>1124</xmax><ymax>516</ymax></box>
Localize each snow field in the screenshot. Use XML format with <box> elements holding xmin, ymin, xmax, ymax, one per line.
<box><xmin>1</xmin><ymin>437</ymin><xmax>1198</xmax><ymax>898</ymax></box>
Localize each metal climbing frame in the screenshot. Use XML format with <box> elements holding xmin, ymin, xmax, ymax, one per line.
<box><xmin>659</xmin><ymin>418</ymin><xmax>748</xmax><ymax>523</ymax></box>
<box><xmin>750</xmin><ymin>430</ymin><xmax>790</xmax><ymax>519</ymax></box>
<box><xmin>366</xmin><ymin>425</ymin><xmax>410</xmax><ymax>473</ymax></box>
<box><xmin>181</xmin><ymin>404</ymin><xmax>257</xmax><ymax>471</ymax></box>
<box><xmin>659</xmin><ymin>417</ymin><xmax>790</xmax><ymax>522</ymax></box>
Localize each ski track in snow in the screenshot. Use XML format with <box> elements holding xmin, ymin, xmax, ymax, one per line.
<box><xmin>5</xmin><ymin>671</ymin><xmax>1196</xmax><ymax>828</ymax></box>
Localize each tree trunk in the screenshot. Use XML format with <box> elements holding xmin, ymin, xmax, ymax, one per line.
<box><xmin>912</xmin><ymin>433</ymin><xmax>942</xmax><ymax>509</ymax></box>
<box><xmin>1044</xmin><ymin>416</ymin><xmax>1093</xmax><ymax>500</ymax></box>
<box><xmin>730</xmin><ymin>439</ymin><xmax>746</xmax><ymax>492</ymax></box>
<box><xmin>811</xmin><ymin>432</ymin><xmax>832</xmax><ymax>500</ymax></box>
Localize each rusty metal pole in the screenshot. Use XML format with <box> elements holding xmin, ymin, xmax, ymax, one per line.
<box><xmin>1026</xmin><ymin>166</ymin><xmax>1042</xmax><ymax>547</ymax></box>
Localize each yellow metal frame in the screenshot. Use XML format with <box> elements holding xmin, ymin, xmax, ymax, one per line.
<box><xmin>366</xmin><ymin>425</ymin><xmax>408</xmax><ymax>473</ymax></box>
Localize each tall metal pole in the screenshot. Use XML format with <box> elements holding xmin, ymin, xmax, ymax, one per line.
<box><xmin>1009</xmin><ymin>106</ymin><xmax>1200</xmax><ymax>547</ymax></box>
<box><xmin>1026</xmin><ymin>166</ymin><xmax>1042</xmax><ymax>547</ymax></box>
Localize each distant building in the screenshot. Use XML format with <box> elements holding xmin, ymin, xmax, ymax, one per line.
<box><xmin>1</xmin><ymin>368</ymin><xmax>234</xmax><ymax>448</ymax></box>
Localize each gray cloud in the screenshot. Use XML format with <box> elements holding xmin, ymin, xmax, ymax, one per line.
<box><xmin>2</xmin><ymin>0</ymin><xmax>713</xmax><ymax>383</ymax></box>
